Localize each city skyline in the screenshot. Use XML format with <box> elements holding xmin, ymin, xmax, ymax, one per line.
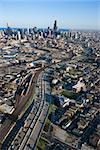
<box><xmin>0</xmin><ymin>0</ymin><xmax>100</xmax><ymax>30</ymax></box>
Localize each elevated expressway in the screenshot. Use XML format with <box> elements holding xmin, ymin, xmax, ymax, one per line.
<box><xmin>0</xmin><ymin>59</ymin><xmax>65</xmax><ymax>150</ymax></box>
<box><xmin>1</xmin><ymin>67</ymin><xmax>50</xmax><ymax>150</ymax></box>
<box><xmin>8</xmin><ymin>71</ymin><xmax>50</xmax><ymax>150</ymax></box>
<box><xmin>0</xmin><ymin>68</ymin><xmax>43</xmax><ymax>148</ymax></box>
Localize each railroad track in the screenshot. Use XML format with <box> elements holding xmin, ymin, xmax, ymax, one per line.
<box><xmin>8</xmin><ymin>99</ymin><xmax>44</xmax><ymax>150</ymax></box>
<box><xmin>7</xmin><ymin>72</ymin><xmax>45</xmax><ymax>150</ymax></box>
<box><xmin>0</xmin><ymin>69</ymin><xmax>42</xmax><ymax>148</ymax></box>
<box><xmin>7</xmin><ymin>71</ymin><xmax>50</xmax><ymax>150</ymax></box>
<box><xmin>0</xmin><ymin>59</ymin><xmax>67</xmax><ymax>149</ymax></box>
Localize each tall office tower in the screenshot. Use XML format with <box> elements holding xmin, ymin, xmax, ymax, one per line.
<box><xmin>53</xmin><ymin>20</ymin><xmax>57</xmax><ymax>32</ymax></box>
<box><xmin>29</xmin><ymin>28</ymin><xmax>33</xmax><ymax>34</ymax></box>
<box><xmin>0</xmin><ymin>30</ymin><xmax>4</xmax><ymax>38</ymax></box>
<box><xmin>17</xmin><ymin>31</ymin><xmax>21</xmax><ymax>41</ymax></box>
<box><xmin>40</xmin><ymin>31</ymin><xmax>43</xmax><ymax>38</ymax></box>
<box><xmin>68</xmin><ymin>32</ymin><xmax>71</xmax><ymax>38</ymax></box>
<box><xmin>33</xmin><ymin>27</ymin><xmax>37</xmax><ymax>34</ymax></box>
<box><xmin>47</xmin><ymin>27</ymin><xmax>49</xmax><ymax>36</ymax></box>
<box><xmin>6</xmin><ymin>23</ymin><xmax>13</xmax><ymax>36</ymax></box>
<box><xmin>0</xmin><ymin>31</ymin><xmax>2</xmax><ymax>38</ymax></box>
<box><xmin>75</xmin><ymin>32</ymin><xmax>78</xmax><ymax>39</ymax></box>
<box><xmin>24</xmin><ymin>28</ymin><xmax>28</xmax><ymax>35</ymax></box>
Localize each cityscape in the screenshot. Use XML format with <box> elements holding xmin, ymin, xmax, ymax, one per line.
<box><xmin>0</xmin><ymin>0</ymin><xmax>100</xmax><ymax>150</ymax></box>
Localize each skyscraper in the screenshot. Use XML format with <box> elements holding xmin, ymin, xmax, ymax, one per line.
<box><xmin>17</xmin><ymin>31</ymin><xmax>21</xmax><ymax>41</ymax></box>
<box><xmin>5</xmin><ymin>23</ymin><xmax>13</xmax><ymax>36</ymax></box>
<box><xmin>53</xmin><ymin>20</ymin><xmax>57</xmax><ymax>32</ymax></box>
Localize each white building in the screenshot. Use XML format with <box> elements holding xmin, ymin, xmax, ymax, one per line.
<box><xmin>73</xmin><ymin>77</ymin><xmax>86</xmax><ymax>93</ymax></box>
<box><xmin>18</xmin><ymin>31</ymin><xmax>21</xmax><ymax>41</ymax></box>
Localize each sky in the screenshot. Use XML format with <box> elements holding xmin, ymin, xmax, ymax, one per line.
<box><xmin>0</xmin><ymin>0</ymin><xmax>100</xmax><ymax>30</ymax></box>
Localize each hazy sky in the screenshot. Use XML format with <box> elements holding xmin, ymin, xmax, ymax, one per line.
<box><xmin>0</xmin><ymin>0</ymin><xmax>99</xmax><ymax>29</ymax></box>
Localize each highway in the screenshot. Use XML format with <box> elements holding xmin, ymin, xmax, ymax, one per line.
<box><xmin>0</xmin><ymin>69</ymin><xmax>42</xmax><ymax>148</ymax></box>
<box><xmin>5</xmin><ymin>71</ymin><xmax>50</xmax><ymax>150</ymax></box>
<box><xmin>0</xmin><ymin>59</ymin><xmax>66</xmax><ymax>149</ymax></box>
<box><xmin>23</xmin><ymin>74</ymin><xmax>50</xmax><ymax>150</ymax></box>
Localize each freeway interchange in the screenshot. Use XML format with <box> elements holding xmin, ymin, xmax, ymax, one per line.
<box><xmin>0</xmin><ymin>67</ymin><xmax>51</xmax><ymax>150</ymax></box>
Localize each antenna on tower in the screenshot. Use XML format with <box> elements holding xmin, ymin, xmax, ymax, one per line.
<box><xmin>7</xmin><ymin>23</ymin><xmax>9</xmax><ymax>28</ymax></box>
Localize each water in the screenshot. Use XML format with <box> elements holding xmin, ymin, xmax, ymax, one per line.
<box><xmin>0</xmin><ymin>27</ymin><xmax>69</xmax><ymax>32</ymax></box>
<box><xmin>0</xmin><ymin>27</ymin><xmax>22</xmax><ymax>31</ymax></box>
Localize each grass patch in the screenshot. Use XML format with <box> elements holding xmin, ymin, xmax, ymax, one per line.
<box><xmin>49</xmin><ymin>103</ymin><xmax>52</xmax><ymax>114</ymax></box>
<box><xmin>61</xmin><ymin>90</ymin><xmax>80</xmax><ymax>100</ymax></box>
<box><xmin>36</xmin><ymin>138</ymin><xmax>46</xmax><ymax>150</ymax></box>
<box><xmin>43</xmin><ymin>104</ymin><xmax>52</xmax><ymax>132</ymax></box>
<box><xmin>44</xmin><ymin>118</ymin><xmax>51</xmax><ymax>132</ymax></box>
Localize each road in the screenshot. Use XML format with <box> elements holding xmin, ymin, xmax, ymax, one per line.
<box><xmin>7</xmin><ymin>71</ymin><xmax>50</xmax><ymax>150</ymax></box>
<box><xmin>0</xmin><ymin>59</ymin><xmax>66</xmax><ymax>149</ymax></box>
<box><xmin>0</xmin><ymin>69</ymin><xmax>42</xmax><ymax>148</ymax></box>
<box><xmin>23</xmin><ymin>73</ymin><xmax>50</xmax><ymax>150</ymax></box>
